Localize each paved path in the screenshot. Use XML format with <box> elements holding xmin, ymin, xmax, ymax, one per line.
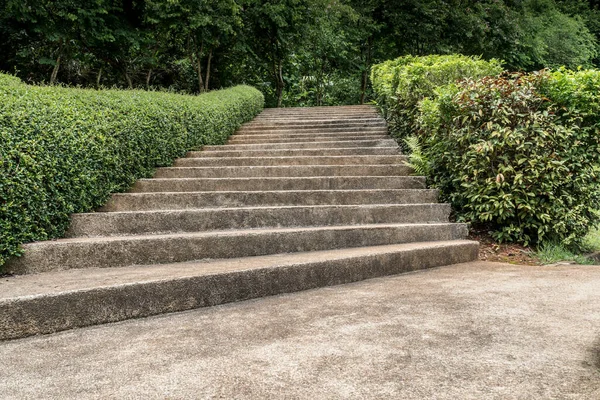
<box><xmin>2</xmin><ymin>261</ymin><xmax>599</xmax><ymax>399</ymax></box>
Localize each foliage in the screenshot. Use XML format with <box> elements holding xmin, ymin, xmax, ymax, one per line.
<box><xmin>583</xmin><ymin>225</ymin><xmax>600</xmax><ymax>252</ymax></box>
<box><xmin>402</xmin><ymin>136</ymin><xmax>431</xmax><ymax>177</ymax></box>
<box><xmin>0</xmin><ymin>74</ymin><xmax>264</xmax><ymax>267</ymax></box>
<box><xmin>370</xmin><ymin>54</ymin><xmax>503</xmax><ymax>142</ymax></box>
<box><xmin>418</xmin><ymin>72</ymin><xmax>600</xmax><ymax>247</ymax></box>
<box><xmin>1</xmin><ymin>0</ymin><xmax>600</xmax><ymax>106</ymax></box>
<box><xmin>517</xmin><ymin>0</ymin><xmax>598</xmax><ymax>70</ymax></box>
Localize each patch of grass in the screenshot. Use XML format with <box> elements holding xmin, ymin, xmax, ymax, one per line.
<box><xmin>536</xmin><ymin>242</ymin><xmax>596</xmax><ymax>265</ymax></box>
<box><xmin>583</xmin><ymin>226</ymin><xmax>600</xmax><ymax>252</ymax></box>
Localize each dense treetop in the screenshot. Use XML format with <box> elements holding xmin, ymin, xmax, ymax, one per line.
<box><xmin>1</xmin><ymin>0</ymin><xmax>599</xmax><ymax>107</ymax></box>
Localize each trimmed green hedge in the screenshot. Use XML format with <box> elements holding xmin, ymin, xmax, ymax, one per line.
<box><xmin>0</xmin><ymin>75</ymin><xmax>264</xmax><ymax>267</ymax></box>
<box><xmin>371</xmin><ymin>54</ymin><xmax>600</xmax><ymax>247</ymax></box>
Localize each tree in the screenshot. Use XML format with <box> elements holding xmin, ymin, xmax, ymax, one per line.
<box><xmin>145</xmin><ymin>0</ymin><xmax>241</xmax><ymax>93</ymax></box>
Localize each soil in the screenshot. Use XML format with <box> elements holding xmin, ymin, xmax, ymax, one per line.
<box><xmin>469</xmin><ymin>227</ymin><xmax>540</xmax><ymax>266</ymax></box>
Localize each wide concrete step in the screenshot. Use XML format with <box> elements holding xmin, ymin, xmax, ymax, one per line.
<box><xmin>241</xmin><ymin>122</ymin><xmax>386</xmax><ymax>130</ymax></box>
<box><xmin>153</xmin><ymin>165</ymin><xmax>412</xmax><ymax>179</ymax></box>
<box><xmin>228</xmin><ymin>131</ymin><xmax>388</xmax><ymax>140</ymax></box>
<box><xmin>259</xmin><ymin>107</ymin><xmax>378</xmax><ymax>115</ymax></box>
<box><xmin>244</xmin><ymin>117</ymin><xmax>384</xmax><ymax>125</ymax></box>
<box><xmin>204</xmin><ymin>139</ymin><xmax>397</xmax><ymax>151</ymax></box>
<box><xmin>236</xmin><ymin>126</ymin><xmax>388</xmax><ymax>134</ymax></box>
<box><xmin>258</xmin><ymin>110</ymin><xmax>378</xmax><ymax>116</ymax></box>
<box><xmin>176</xmin><ymin>155</ymin><xmax>408</xmax><ymax>167</ymax></box>
<box><xmin>131</xmin><ymin>176</ymin><xmax>425</xmax><ymax>192</ymax></box>
<box><xmin>0</xmin><ymin>241</ymin><xmax>479</xmax><ymax>340</ymax></box>
<box><xmin>228</xmin><ymin>135</ymin><xmax>389</xmax><ymax>144</ymax></box>
<box><xmin>68</xmin><ymin>204</ymin><xmax>451</xmax><ymax>237</ymax></box>
<box><xmin>187</xmin><ymin>147</ymin><xmax>401</xmax><ymax>158</ymax></box>
<box><xmin>253</xmin><ymin>114</ymin><xmax>380</xmax><ymax>120</ymax></box>
<box><xmin>5</xmin><ymin>223</ymin><xmax>470</xmax><ymax>274</ymax></box>
<box><xmin>101</xmin><ymin>189</ymin><xmax>440</xmax><ymax>211</ymax></box>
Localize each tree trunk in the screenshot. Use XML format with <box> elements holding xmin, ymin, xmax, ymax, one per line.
<box><xmin>196</xmin><ymin>58</ymin><xmax>204</xmax><ymax>93</ymax></box>
<box><xmin>360</xmin><ymin>36</ymin><xmax>373</xmax><ymax>105</ymax></box>
<box><xmin>360</xmin><ymin>70</ymin><xmax>368</xmax><ymax>105</ymax></box>
<box><xmin>146</xmin><ymin>69</ymin><xmax>152</xmax><ymax>89</ymax></box>
<box><xmin>316</xmin><ymin>62</ymin><xmax>324</xmax><ymax>106</ymax></box>
<box><xmin>204</xmin><ymin>48</ymin><xmax>212</xmax><ymax>91</ymax></box>
<box><xmin>50</xmin><ymin>55</ymin><xmax>61</xmax><ymax>84</ymax></box>
<box><xmin>276</xmin><ymin>60</ymin><xmax>284</xmax><ymax>108</ymax></box>
<box><xmin>96</xmin><ymin>67</ymin><xmax>102</xmax><ymax>88</ymax></box>
<box><xmin>124</xmin><ymin>70</ymin><xmax>133</xmax><ymax>89</ymax></box>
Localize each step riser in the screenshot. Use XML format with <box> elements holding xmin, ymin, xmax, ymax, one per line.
<box><xmin>131</xmin><ymin>176</ymin><xmax>425</xmax><ymax>192</ymax></box>
<box><xmin>101</xmin><ymin>190</ymin><xmax>440</xmax><ymax>211</ymax></box>
<box><xmin>241</xmin><ymin>123</ymin><xmax>387</xmax><ymax>130</ymax></box>
<box><xmin>204</xmin><ymin>140</ymin><xmax>397</xmax><ymax>150</ymax></box>
<box><xmin>237</xmin><ymin>127</ymin><xmax>388</xmax><ymax>134</ymax></box>
<box><xmin>187</xmin><ymin>148</ymin><xmax>401</xmax><ymax>157</ymax></box>
<box><xmin>153</xmin><ymin>165</ymin><xmax>412</xmax><ymax>178</ymax></box>
<box><xmin>68</xmin><ymin>204</ymin><xmax>451</xmax><ymax>237</ymax></box>
<box><xmin>252</xmin><ymin>116</ymin><xmax>381</xmax><ymax>122</ymax></box>
<box><xmin>6</xmin><ymin>224</ymin><xmax>470</xmax><ymax>274</ymax></box>
<box><xmin>228</xmin><ymin>132</ymin><xmax>388</xmax><ymax>139</ymax></box>
<box><xmin>245</xmin><ymin>117</ymin><xmax>384</xmax><ymax>123</ymax></box>
<box><xmin>0</xmin><ymin>242</ymin><xmax>478</xmax><ymax>341</ymax></box>
<box><xmin>229</xmin><ymin>135</ymin><xmax>389</xmax><ymax>144</ymax></box>
<box><xmin>176</xmin><ymin>155</ymin><xmax>408</xmax><ymax>167</ymax></box>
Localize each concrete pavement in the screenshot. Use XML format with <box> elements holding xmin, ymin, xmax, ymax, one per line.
<box><xmin>1</xmin><ymin>261</ymin><xmax>599</xmax><ymax>399</ymax></box>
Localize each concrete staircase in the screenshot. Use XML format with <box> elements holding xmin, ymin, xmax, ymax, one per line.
<box><xmin>0</xmin><ymin>105</ymin><xmax>478</xmax><ymax>340</ymax></box>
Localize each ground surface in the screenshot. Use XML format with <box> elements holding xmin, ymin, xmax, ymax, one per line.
<box><xmin>1</xmin><ymin>261</ymin><xmax>599</xmax><ymax>399</ymax></box>
<box><xmin>470</xmin><ymin>230</ymin><xmax>540</xmax><ymax>265</ymax></box>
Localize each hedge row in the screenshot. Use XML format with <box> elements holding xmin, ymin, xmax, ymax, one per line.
<box><xmin>0</xmin><ymin>75</ymin><xmax>264</xmax><ymax>267</ymax></box>
<box><xmin>371</xmin><ymin>55</ymin><xmax>600</xmax><ymax>247</ymax></box>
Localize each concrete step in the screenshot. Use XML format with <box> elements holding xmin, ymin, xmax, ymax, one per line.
<box><xmin>176</xmin><ymin>155</ymin><xmax>408</xmax><ymax>167</ymax></box>
<box><xmin>5</xmin><ymin>223</ymin><xmax>470</xmax><ymax>274</ymax></box>
<box><xmin>228</xmin><ymin>131</ymin><xmax>389</xmax><ymax>140</ymax></box>
<box><xmin>236</xmin><ymin>126</ymin><xmax>388</xmax><ymax>134</ymax></box>
<box><xmin>0</xmin><ymin>241</ymin><xmax>479</xmax><ymax>340</ymax></box>
<box><xmin>228</xmin><ymin>135</ymin><xmax>389</xmax><ymax>144</ymax></box>
<box><xmin>204</xmin><ymin>139</ymin><xmax>397</xmax><ymax>151</ymax></box>
<box><xmin>153</xmin><ymin>165</ymin><xmax>412</xmax><ymax>179</ymax></box>
<box><xmin>68</xmin><ymin>204</ymin><xmax>451</xmax><ymax>237</ymax></box>
<box><xmin>131</xmin><ymin>176</ymin><xmax>425</xmax><ymax>192</ymax></box>
<box><xmin>101</xmin><ymin>189</ymin><xmax>440</xmax><ymax>211</ymax></box>
<box><xmin>253</xmin><ymin>114</ymin><xmax>380</xmax><ymax>120</ymax></box>
<box><xmin>241</xmin><ymin>122</ymin><xmax>386</xmax><ymax>130</ymax></box>
<box><xmin>244</xmin><ymin>118</ymin><xmax>384</xmax><ymax>125</ymax></box>
<box><xmin>186</xmin><ymin>147</ymin><xmax>401</xmax><ymax>158</ymax></box>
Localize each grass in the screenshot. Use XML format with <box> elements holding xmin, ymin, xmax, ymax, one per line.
<box><xmin>536</xmin><ymin>242</ymin><xmax>596</xmax><ymax>265</ymax></box>
<box><xmin>535</xmin><ymin>227</ymin><xmax>600</xmax><ymax>265</ymax></box>
<box><xmin>583</xmin><ymin>226</ymin><xmax>600</xmax><ymax>252</ymax></box>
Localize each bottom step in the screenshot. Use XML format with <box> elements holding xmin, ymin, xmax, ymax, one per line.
<box><xmin>0</xmin><ymin>240</ymin><xmax>478</xmax><ymax>340</ymax></box>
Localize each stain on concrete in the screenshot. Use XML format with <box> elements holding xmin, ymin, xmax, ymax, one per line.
<box><xmin>590</xmin><ymin>337</ymin><xmax>600</xmax><ymax>371</ymax></box>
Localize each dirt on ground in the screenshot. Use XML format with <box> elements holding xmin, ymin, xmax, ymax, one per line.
<box><xmin>469</xmin><ymin>227</ymin><xmax>541</xmax><ymax>265</ymax></box>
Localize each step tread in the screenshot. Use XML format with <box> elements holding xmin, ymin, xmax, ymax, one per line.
<box><xmin>81</xmin><ymin>203</ymin><xmax>448</xmax><ymax>216</ymax></box>
<box><xmin>0</xmin><ymin>241</ymin><xmax>476</xmax><ymax>301</ymax></box>
<box><xmin>160</xmin><ymin>164</ymin><xmax>406</xmax><ymax>169</ymax></box>
<box><xmin>209</xmin><ymin>139</ymin><xmax>396</xmax><ymax>148</ymax></box>
<box><xmin>186</xmin><ymin>147</ymin><xmax>402</xmax><ymax>157</ymax></box>
<box><xmin>135</xmin><ymin>175</ymin><xmax>423</xmax><ymax>182</ymax></box>
<box><xmin>26</xmin><ymin>222</ymin><xmax>464</xmax><ymax>246</ymax></box>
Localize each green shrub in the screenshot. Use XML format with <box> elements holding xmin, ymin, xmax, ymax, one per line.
<box><xmin>371</xmin><ymin>54</ymin><xmax>503</xmax><ymax>143</ymax></box>
<box><xmin>0</xmin><ymin>75</ymin><xmax>264</xmax><ymax>267</ymax></box>
<box><xmin>419</xmin><ymin>72</ymin><xmax>600</xmax><ymax>247</ymax></box>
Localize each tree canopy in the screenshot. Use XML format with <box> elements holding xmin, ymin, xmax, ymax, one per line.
<box><xmin>1</xmin><ymin>0</ymin><xmax>599</xmax><ymax>106</ymax></box>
